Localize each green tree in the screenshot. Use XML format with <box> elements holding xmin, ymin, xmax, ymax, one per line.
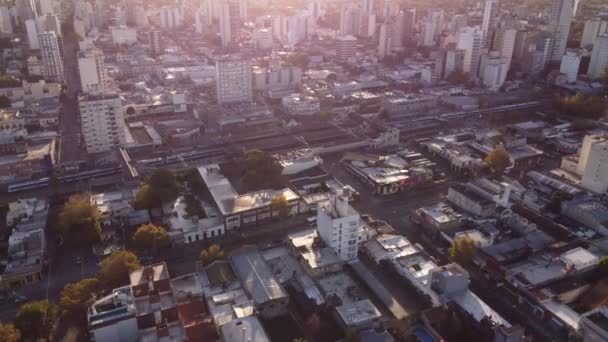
<box><xmin>200</xmin><ymin>244</ymin><xmax>225</xmax><ymax>266</ymax></box>
<box><xmin>132</xmin><ymin>224</ymin><xmax>170</xmax><ymax>253</ymax></box>
<box><xmin>99</xmin><ymin>250</ymin><xmax>141</xmax><ymax>289</ymax></box>
<box><xmin>15</xmin><ymin>300</ymin><xmax>59</xmax><ymax>340</ymax></box>
<box><xmin>134</xmin><ymin>169</ymin><xmax>180</xmax><ymax>209</ymax></box>
<box><xmin>557</xmin><ymin>94</ymin><xmax>606</xmax><ymax>119</ymax></box>
<box><xmin>284</xmin><ymin>53</ymin><xmax>310</xmax><ymax>68</ymax></box>
<box><xmin>271</xmin><ymin>194</ymin><xmax>290</xmax><ymax>218</ymax></box>
<box><xmin>545</xmin><ymin>191</ymin><xmax>571</xmax><ymax>213</ymax></box>
<box><xmin>60</xmin><ymin>278</ymin><xmax>100</xmax><ymax>318</ymax></box>
<box><xmin>292</xmin><ymin>338</ymin><xmax>308</xmax><ymax>342</ymax></box>
<box><xmin>58</xmin><ymin>194</ymin><xmax>101</xmax><ymax>246</ymax></box>
<box><xmin>319</xmin><ymin>110</ymin><xmax>333</xmax><ymax>120</ymax></box>
<box><xmin>449</xmin><ymin>237</ymin><xmax>477</xmax><ymax>265</ymax></box>
<box><xmin>484</xmin><ymin>148</ymin><xmax>511</xmax><ymax>176</ymax></box>
<box><xmin>344</xmin><ymin>328</ymin><xmax>361</xmax><ymax>342</ymax></box>
<box><xmin>126</xmin><ymin>106</ymin><xmax>136</xmax><ymax>115</ymax></box>
<box><xmin>0</xmin><ymin>321</ymin><xmax>21</xmax><ymax>342</ymax></box>
<box><xmin>0</xmin><ymin>95</ymin><xmax>10</xmax><ymax>108</ymax></box>
<box><xmin>446</xmin><ymin>70</ymin><xmax>470</xmax><ymax>86</ymax></box>
<box><xmin>241</xmin><ymin>150</ymin><xmax>283</xmax><ymax>190</ymax></box>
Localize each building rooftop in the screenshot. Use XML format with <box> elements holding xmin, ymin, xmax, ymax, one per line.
<box><xmin>418</xmin><ymin>202</ymin><xmax>463</xmax><ymax>225</ymax></box>
<box><xmin>450</xmin><ymin>183</ymin><xmax>494</xmax><ymax>206</ymax></box>
<box><xmin>197</xmin><ymin>164</ymin><xmax>299</xmax><ymax>216</ymax></box>
<box><xmin>583</xmin><ymin>306</ymin><xmax>608</xmax><ymax>333</ymax></box>
<box><xmin>88</xmin><ymin>286</ymin><xmax>135</xmax><ymax>328</ymax></box>
<box><xmin>335</xmin><ymin>299</ymin><xmax>382</xmax><ymax>326</ymax></box>
<box><xmin>220</xmin><ymin>316</ymin><xmax>270</xmax><ymax>342</ymax></box>
<box><xmin>452</xmin><ymin>290</ymin><xmax>511</xmax><ymax>328</ymax></box>
<box><xmin>130</xmin><ymin>262</ymin><xmax>170</xmax><ymax>285</ymax></box>
<box><xmin>230</xmin><ymin>248</ymin><xmax>288</xmax><ymax>305</ymax></box>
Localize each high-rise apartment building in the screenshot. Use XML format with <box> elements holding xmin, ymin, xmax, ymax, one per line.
<box><xmin>339</xmin><ymin>5</ymin><xmax>360</xmax><ymax>36</ymax></box>
<box><xmin>39</xmin><ymin>31</ymin><xmax>64</xmax><ymax>83</ymax></box>
<box><xmin>445</xmin><ymin>49</ymin><xmax>465</xmax><ymax>78</ymax></box>
<box><xmin>215</xmin><ymin>57</ymin><xmax>252</xmax><ymax>104</ymax></box>
<box><xmin>159</xmin><ymin>6</ymin><xmax>182</xmax><ymax>29</ymax></box>
<box><xmin>588</xmin><ymin>34</ymin><xmax>608</xmax><ymax>79</ymax></box>
<box><xmin>219</xmin><ymin>0</ymin><xmax>241</xmax><ymax>46</ymax></box>
<box><xmin>377</xmin><ymin>22</ymin><xmax>392</xmax><ymax>57</ymax></box>
<box><xmin>581</xmin><ymin>19</ymin><xmax>608</xmax><ymax>48</ymax></box>
<box><xmin>480</xmin><ymin>52</ymin><xmax>509</xmax><ymax>91</ymax></box>
<box><xmin>0</xmin><ymin>6</ymin><xmax>12</xmax><ymax>34</ymax></box>
<box><xmin>79</xmin><ymin>94</ymin><xmax>126</xmax><ymax>153</ymax></box>
<box><xmin>149</xmin><ymin>29</ymin><xmax>162</xmax><ymax>56</ymax></box>
<box><xmin>550</xmin><ymin>0</ymin><xmax>574</xmax><ymax>62</ymax></box>
<box><xmin>481</xmin><ymin>0</ymin><xmax>499</xmax><ymax>46</ymax></box>
<box><xmin>560</xmin><ymin>49</ymin><xmax>581</xmax><ymax>83</ymax></box>
<box><xmin>78</xmin><ymin>49</ymin><xmax>110</xmax><ymax>94</ymax></box>
<box><xmin>576</xmin><ymin>134</ymin><xmax>608</xmax><ymax>194</ymax></box>
<box><xmin>457</xmin><ymin>27</ymin><xmax>483</xmax><ymax>76</ymax></box>
<box><xmin>494</xmin><ymin>28</ymin><xmax>517</xmax><ymax>64</ymax></box>
<box><xmin>402</xmin><ymin>8</ymin><xmax>416</xmax><ymax>38</ymax></box>
<box><xmin>336</xmin><ymin>34</ymin><xmax>357</xmax><ymax>61</ymax></box>
<box><xmin>316</xmin><ymin>188</ymin><xmax>360</xmax><ymax>261</ymax></box>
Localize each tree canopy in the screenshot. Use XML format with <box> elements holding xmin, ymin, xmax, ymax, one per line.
<box><xmin>449</xmin><ymin>237</ymin><xmax>477</xmax><ymax>265</ymax></box>
<box><xmin>556</xmin><ymin>94</ymin><xmax>606</xmax><ymax>120</ymax></box>
<box><xmin>132</xmin><ymin>224</ymin><xmax>170</xmax><ymax>252</ymax></box>
<box><xmin>58</xmin><ymin>194</ymin><xmax>101</xmax><ymax>246</ymax></box>
<box><xmin>15</xmin><ymin>300</ymin><xmax>59</xmax><ymax>340</ymax></box>
<box><xmin>284</xmin><ymin>53</ymin><xmax>310</xmax><ymax>68</ymax></box>
<box><xmin>134</xmin><ymin>168</ymin><xmax>180</xmax><ymax>210</ymax></box>
<box><xmin>271</xmin><ymin>194</ymin><xmax>290</xmax><ymax>218</ymax></box>
<box><xmin>0</xmin><ymin>321</ymin><xmax>21</xmax><ymax>342</ymax></box>
<box><xmin>241</xmin><ymin>150</ymin><xmax>283</xmax><ymax>190</ymax></box>
<box><xmin>446</xmin><ymin>70</ymin><xmax>470</xmax><ymax>86</ymax></box>
<box><xmin>546</xmin><ymin>191</ymin><xmax>571</xmax><ymax>213</ymax></box>
<box><xmin>60</xmin><ymin>278</ymin><xmax>100</xmax><ymax>318</ymax></box>
<box><xmin>0</xmin><ymin>95</ymin><xmax>11</xmax><ymax>108</ymax></box>
<box><xmin>484</xmin><ymin>148</ymin><xmax>511</xmax><ymax>176</ymax></box>
<box><xmin>200</xmin><ymin>244</ymin><xmax>225</xmax><ymax>266</ymax></box>
<box><xmin>99</xmin><ymin>250</ymin><xmax>141</xmax><ymax>289</ymax></box>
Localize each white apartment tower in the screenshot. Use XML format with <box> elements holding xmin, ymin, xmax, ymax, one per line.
<box><xmin>316</xmin><ymin>188</ymin><xmax>360</xmax><ymax>260</ymax></box>
<box><xmin>0</xmin><ymin>6</ymin><xmax>12</xmax><ymax>34</ymax></box>
<box><xmin>588</xmin><ymin>34</ymin><xmax>608</xmax><ymax>79</ymax></box>
<box><xmin>457</xmin><ymin>27</ymin><xmax>483</xmax><ymax>76</ymax></box>
<box><xmin>219</xmin><ymin>0</ymin><xmax>240</xmax><ymax>46</ymax></box>
<box><xmin>581</xmin><ymin>20</ymin><xmax>608</xmax><ymax>48</ymax></box>
<box><xmin>480</xmin><ymin>53</ymin><xmax>509</xmax><ymax>91</ymax></box>
<box><xmin>481</xmin><ymin>0</ymin><xmax>499</xmax><ymax>46</ymax></box>
<box><xmin>160</xmin><ymin>6</ymin><xmax>182</xmax><ymax>29</ymax></box>
<box><xmin>560</xmin><ymin>49</ymin><xmax>581</xmax><ymax>83</ymax></box>
<box><xmin>428</xmin><ymin>9</ymin><xmax>444</xmax><ymax>43</ymax></box>
<box><xmin>577</xmin><ymin>134</ymin><xmax>608</xmax><ymax>194</ymax></box>
<box><xmin>550</xmin><ymin>0</ymin><xmax>574</xmax><ymax>62</ymax></box>
<box><xmin>336</xmin><ymin>34</ymin><xmax>357</xmax><ymax>61</ymax></box>
<box><xmin>215</xmin><ymin>57</ymin><xmax>252</xmax><ymax>104</ymax></box>
<box><xmin>79</xmin><ymin>94</ymin><xmax>127</xmax><ymax>153</ymax></box>
<box><xmin>39</xmin><ymin>31</ymin><xmax>64</xmax><ymax>83</ymax></box>
<box><xmin>78</xmin><ymin>49</ymin><xmax>110</xmax><ymax>94</ymax></box>
<box><xmin>377</xmin><ymin>23</ymin><xmax>392</xmax><ymax>57</ymax></box>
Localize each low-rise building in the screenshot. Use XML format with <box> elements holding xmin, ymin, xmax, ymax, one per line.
<box><xmin>230</xmin><ymin>248</ymin><xmax>289</xmax><ymax>319</ymax></box>
<box><xmin>2</xmin><ymin>198</ymin><xmax>48</xmax><ymax>288</ymax></box>
<box><xmin>382</xmin><ymin>95</ymin><xmax>438</xmax><ymax>117</ymax></box>
<box><xmin>197</xmin><ymin>164</ymin><xmax>300</xmax><ymax>230</ymax></box>
<box><xmin>281</xmin><ymin>93</ymin><xmax>320</xmax><ymax>116</ymax></box>
<box><xmin>580</xmin><ymin>305</ymin><xmax>608</xmax><ymax>342</ymax></box>
<box><xmin>447</xmin><ymin>184</ymin><xmax>496</xmax><ymax>218</ymax></box>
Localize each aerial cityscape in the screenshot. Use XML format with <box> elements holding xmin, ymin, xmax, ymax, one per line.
<box><xmin>1</xmin><ymin>0</ymin><xmax>608</xmax><ymax>341</ymax></box>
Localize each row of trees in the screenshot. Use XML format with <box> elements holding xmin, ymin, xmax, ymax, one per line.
<box><xmin>556</xmin><ymin>94</ymin><xmax>606</xmax><ymax>120</ymax></box>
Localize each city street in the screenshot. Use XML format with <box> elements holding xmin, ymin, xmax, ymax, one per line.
<box><xmin>58</xmin><ymin>26</ymin><xmax>84</xmax><ymax>165</ymax></box>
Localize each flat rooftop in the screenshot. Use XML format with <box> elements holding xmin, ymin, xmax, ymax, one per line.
<box><xmin>335</xmin><ymin>299</ymin><xmax>382</xmax><ymax>326</ymax></box>
<box><xmin>130</xmin><ymin>262</ymin><xmax>170</xmax><ymax>285</ymax></box>
<box><xmin>230</xmin><ymin>248</ymin><xmax>288</xmax><ymax>305</ymax></box>
<box><xmin>198</xmin><ymin>164</ymin><xmax>299</xmax><ymax>216</ymax></box>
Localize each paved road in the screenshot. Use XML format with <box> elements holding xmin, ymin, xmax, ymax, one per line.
<box><xmin>58</xmin><ymin>27</ymin><xmax>84</xmax><ymax>164</ymax></box>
